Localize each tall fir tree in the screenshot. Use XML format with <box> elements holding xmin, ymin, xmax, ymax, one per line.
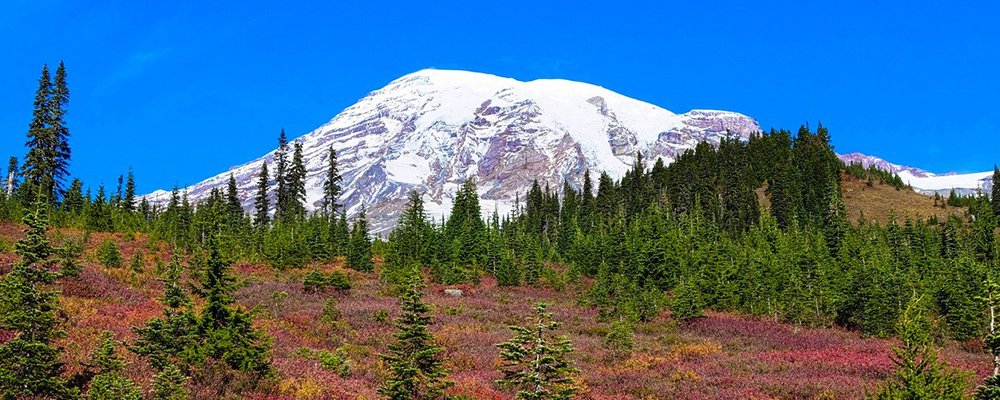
<box><xmin>378</xmin><ymin>276</ymin><xmax>452</xmax><ymax>399</ymax></box>
<box><xmin>0</xmin><ymin>198</ymin><xmax>78</xmax><ymax>399</ymax></box>
<box><xmin>992</xmin><ymin>165</ymin><xmax>1000</xmax><ymax>222</ymax></box>
<box><xmin>273</xmin><ymin>129</ymin><xmax>289</xmax><ymax>220</ymax></box>
<box><xmin>50</xmin><ymin>62</ymin><xmax>71</xmax><ymax>199</ymax></box>
<box><xmin>496</xmin><ymin>303</ymin><xmax>579</xmax><ymax>400</ymax></box>
<box><xmin>386</xmin><ymin>191</ymin><xmax>431</xmax><ymax>283</ymax></box>
<box><xmin>225</xmin><ymin>173</ymin><xmax>242</xmax><ymax>218</ymax></box>
<box><xmin>112</xmin><ymin>174</ymin><xmax>124</xmax><ymax>207</ymax></box>
<box><xmin>347</xmin><ymin>207</ymin><xmax>373</xmax><ymax>272</ymax></box>
<box><xmin>63</xmin><ymin>177</ymin><xmax>84</xmax><ymax>213</ymax></box>
<box><xmin>22</xmin><ymin>64</ymin><xmax>53</xmax><ymax>204</ymax></box>
<box><xmin>446</xmin><ymin>178</ymin><xmax>486</xmax><ymax>270</ymax></box>
<box><xmin>122</xmin><ymin>169</ymin><xmax>136</xmax><ymax>212</ymax></box>
<box><xmin>254</xmin><ymin>162</ymin><xmax>270</xmax><ymax>227</ymax></box>
<box><xmin>323</xmin><ymin>145</ymin><xmax>342</xmax><ymax>216</ymax></box>
<box><xmin>195</xmin><ymin>236</ymin><xmax>271</xmax><ymax>376</ymax></box>
<box><xmin>283</xmin><ymin>141</ymin><xmax>307</xmax><ymax>220</ymax></box>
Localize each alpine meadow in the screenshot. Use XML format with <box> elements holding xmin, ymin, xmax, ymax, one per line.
<box><xmin>1</xmin><ymin>3</ymin><xmax>999</xmax><ymax>399</ymax></box>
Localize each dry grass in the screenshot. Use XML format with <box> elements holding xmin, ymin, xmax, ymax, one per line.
<box><xmin>841</xmin><ymin>175</ymin><xmax>965</xmax><ymax>224</ymax></box>
<box><xmin>756</xmin><ymin>175</ymin><xmax>966</xmax><ymax>226</ymax></box>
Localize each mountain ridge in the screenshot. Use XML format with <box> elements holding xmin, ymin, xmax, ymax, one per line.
<box><xmin>145</xmin><ymin>69</ymin><xmax>992</xmax><ymax>232</ymax></box>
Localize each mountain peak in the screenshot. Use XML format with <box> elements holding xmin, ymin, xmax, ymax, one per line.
<box><xmin>146</xmin><ymin>70</ymin><xmax>760</xmax><ymax>232</ymax></box>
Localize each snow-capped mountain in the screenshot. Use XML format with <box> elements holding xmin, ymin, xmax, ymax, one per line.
<box><xmin>837</xmin><ymin>152</ymin><xmax>936</xmax><ymax>178</ymax></box>
<box><xmin>838</xmin><ymin>152</ymin><xmax>992</xmax><ymax>196</ymax></box>
<box><xmin>144</xmin><ymin>69</ymin><xmax>759</xmax><ymax>232</ymax></box>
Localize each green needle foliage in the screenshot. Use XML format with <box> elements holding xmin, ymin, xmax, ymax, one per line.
<box><xmin>0</xmin><ymin>198</ymin><xmax>78</xmax><ymax>399</ymax></box>
<box><xmin>496</xmin><ymin>303</ymin><xmax>579</xmax><ymax>400</ymax></box>
<box><xmin>378</xmin><ymin>276</ymin><xmax>452</xmax><ymax>399</ymax></box>
<box><xmin>151</xmin><ymin>363</ymin><xmax>189</xmax><ymax>400</ymax></box>
<box><xmin>867</xmin><ymin>297</ymin><xmax>970</xmax><ymax>400</ymax></box>
<box><xmin>86</xmin><ymin>331</ymin><xmax>142</xmax><ymax>400</ymax></box>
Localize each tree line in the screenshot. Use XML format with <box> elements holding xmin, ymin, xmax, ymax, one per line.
<box><xmin>5</xmin><ymin>62</ymin><xmax>1000</xmax><ymax>399</ymax></box>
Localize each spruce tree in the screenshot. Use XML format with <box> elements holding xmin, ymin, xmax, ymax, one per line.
<box><xmin>122</xmin><ymin>169</ymin><xmax>136</xmax><ymax>212</ymax></box>
<box><xmin>50</xmin><ymin>62</ymin><xmax>71</xmax><ymax>199</ymax></box>
<box><xmin>151</xmin><ymin>363</ymin><xmax>189</xmax><ymax>400</ymax></box>
<box><xmin>671</xmin><ymin>277</ymin><xmax>706</xmax><ymax>322</ymax></box>
<box><xmin>22</xmin><ymin>65</ymin><xmax>53</xmax><ymax>205</ymax></box>
<box><xmin>283</xmin><ymin>141</ymin><xmax>307</xmax><ymax>220</ymax></box>
<box><xmin>977</xmin><ymin>277</ymin><xmax>1000</xmax><ymax>399</ymax></box>
<box><xmin>225</xmin><ymin>173</ymin><xmax>242</xmax><ymax>218</ymax></box>
<box><xmin>254</xmin><ymin>162</ymin><xmax>270</xmax><ymax>227</ymax></box>
<box><xmin>131</xmin><ymin>254</ymin><xmax>199</xmax><ymax>370</ymax></box>
<box><xmin>496</xmin><ymin>303</ymin><xmax>579</xmax><ymax>400</ymax></box>
<box><xmin>86</xmin><ymin>331</ymin><xmax>142</xmax><ymax>400</ymax></box>
<box><xmin>332</xmin><ymin>211</ymin><xmax>350</xmax><ymax>257</ymax></box>
<box><xmin>193</xmin><ymin>236</ymin><xmax>272</xmax><ymax>378</ymax></box>
<box><xmin>378</xmin><ymin>276</ymin><xmax>452</xmax><ymax>399</ymax></box>
<box><xmin>992</xmin><ymin>165</ymin><xmax>1000</xmax><ymax>221</ymax></box>
<box><xmin>347</xmin><ymin>207</ymin><xmax>373</xmax><ymax>272</ymax></box>
<box><xmin>445</xmin><ymin>178</ymin><xmax>486</xmax><ymax>270</ymax></box>
<box><xmin>386</xmin><ymin>191</ymin><xmax>431</xmax><ymax>283</ymax></box>
<box><xmin>323</xmin><ymin>145</ymin><xmax>342</xmax><ymax>215</ymax></box>
<box><xmin>274</xmin><ymin>129</ymin><xmax>289</xmax><ymax>220</ymax></box>
<box><xmin>0</xmin><ymin>198</ymin><xmax>77</xmax><ymax>399</ymax></box>
<box><xmin>867</xmin><ymin>297</ymin><xmax>970</xmax><ymax>399</ymax></box>
<box><xmin>63</xmin><ymin>177</ymin><xmax>84</xmax><ymax>213</ymax></box>
<box><xmin>112</xmin><ymin>174</ymin><xmax>124</xmax><ymax>207</ymax></box>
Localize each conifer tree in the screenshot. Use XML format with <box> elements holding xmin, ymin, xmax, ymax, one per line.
<box><xmin>386</xmin><ymin>191</ymin><xmax>431</xmax><ymax>282</ymax></box>
<box><xmin>579</xmin><ymin>169</ymin><xmax>594</xmax><ymax>231</ymax></box>
<box><xmin>112</xmin><ymin>174</ymin><xmax>124</xmax><ymax>207</ymax></box>
<box><xmin>63</xmin><ymin>177</ymin><xmax>84</xmax><ymax>213</ymax></box>
<box><xmin>347</xmin><ymin>207</ymin><xmax>373</xmax><ymax>272</ymax></box>
<box><xmin>976</xmin><ymin>277</ymin><xmax>1000</xmax><ymax>399</ymax></box>
<box><xmin>0</xmin><ymin>198</ymin><xmax>78</xmax><ymax>399</ymax></box>
<box><xmin>446</xmin><ymin>178</ymin><xmax>486</xmax><ymax>269</ymax></box>
<box><xmin>86</xmin><ymin>331</ymin><xmax>142</xmax><ymax>400</ymax></box>
<box><xmin>323</xmin><ymin>145</ymin><xmax>342</xmax><ymax>215</ymax></box>
<box><xmin>671</xmin><ymin>277</ymin><xmax>706</xmax><ymax>322</ymax></box>
<box><xmin>151</xmin><ymin>363</ymin><xmax>189</xmax><ymax>400</ymax></box>
<box><xmin>131</xmin><ymin>254</ymin><xmax>199</xmax><ymax>370</ymax></box>
<box><xmin>274</xmin><ymin>129</ymin><xmax>289</xmax><ymax>220</ymax></box>
<box><xmin>867</xmin><ymin>297</ymin><xmax>970</xmax><ymax>399</ymax></box>
<box><xmin>123</xmin><ymin>169</ymin><xmax>136</xmax><ymax>212</ymax></box>
<box><xmin>992</xmin><ymin>165</ymin><xmax>1000</xmax><ymax>222</ymax></box>
<box><xmin>282</xmin><ymin>141</ymin><xmax>307</xmax><ymax>221</ymax></box>
<box><xmin>225</xmin><ymin>173</ymin><xmax>242</xmax><ymax>218</ymax></box>
<box><xmin>50</xmin><ymin>62</ymin><xmax>71</xmax><ymax>199</ymax></box>
<box><xmin>254</xmin><ymin>162</ymin><xmax>270</xmax><ymax>227</ymax></box>
<box><xmin>496</xmin><ymin>303</ymin><xmax>579</xmax><ymax>400</ymax></box>
<box><xmin>22</xmin><ymin>65</ymin><xmax>53</xmax><ymax>205</ymax></box>
<box><xmin>331</xmin><ymin>210</ymin><xmax>350</xmax><ymax>257</ymax></box>
<box><xmin>823</xmin><ymin>176</ymin><xmax>847</xmax><ymax>257</ymax></box>
<box><xmin>194</xmin><ymin>236</ymin><xmax>272</xmax><ymax>376</ymax></box>
<box><xmin>378</xmin><ymin>276</ymin><xmax>452</xmax><ymax>399</ymax></box>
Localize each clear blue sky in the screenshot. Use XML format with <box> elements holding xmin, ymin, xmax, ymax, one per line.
<box><xmin>1</xmin><ymin>1</ymin><xmax>997</xmax><ymax>193</ymax></box>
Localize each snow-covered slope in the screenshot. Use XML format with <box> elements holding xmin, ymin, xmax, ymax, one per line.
<box><xmin>838</xmin><ymin>152</ymin><xmax>992</xmax><ymax>196</ymax></box>
<box><xmin>144</xmin><ymin>69</ymin><xmax>759</xmax><ymax>233</ymax></box>
<box><xmin>897</xmin><ymin>171</ymin><xmax>993</xmax><ymax>196</ymax></box>
<box><xmin>838</xmin><ymin>152</ymin><xmax>936</xmax><ymax>178</ymax></box>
